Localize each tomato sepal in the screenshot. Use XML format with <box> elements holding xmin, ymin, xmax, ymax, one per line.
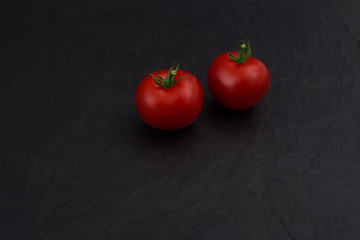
<box><xmin>149</xmin><ymin>61</ymin><xmax>193</xmax><ymax>89</ymax></box>
<box><xmin>227</xmin><ymin>39</ymin><xmax>252</xmax><ymax>64</ymax></box>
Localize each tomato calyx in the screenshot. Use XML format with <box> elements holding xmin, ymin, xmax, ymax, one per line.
<box><xmin>150</xmin><ymin>61</ymin><xmax>193</xmax><ymax>89</ymax></box>
<box><xmin>227</xmin><ymin>39</ymin><xmax>252</xmax><ymax>64</ymax></box>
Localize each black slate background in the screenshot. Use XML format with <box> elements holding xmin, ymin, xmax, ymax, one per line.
<box><xmin>1</xmin><ymin>0</ymin><xmax>360</xmax><ymax>239</ymax></box>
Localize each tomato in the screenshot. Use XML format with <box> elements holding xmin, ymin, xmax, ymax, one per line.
<box><xmin>135</xmin><ymin>62</ymin><xmax>203</xmax><ymax>130</ymax></box>
<box><xmin>207</xmin><ymin>40</ymin><xmax>270</xmax><ymax>110</ymax></box>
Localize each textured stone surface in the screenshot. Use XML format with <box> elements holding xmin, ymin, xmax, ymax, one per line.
<box><xmin>1</xmin><ymin>0</ymin><xmax>360</xmax><ymax>239</ymax></box>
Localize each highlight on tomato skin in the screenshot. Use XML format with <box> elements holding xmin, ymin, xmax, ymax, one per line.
<box><xmin>207</xmin><ymin>40</ymin><xmax>270</xmax><ymax>111</ymax></box>
<box><xmin>135</xmin><ymin>62</ymin><xmax>204</xmax><ymax>130</ymax></box>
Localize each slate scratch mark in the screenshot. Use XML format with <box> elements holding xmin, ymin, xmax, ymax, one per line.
<box><xmin>301</xmin><ymin>177</ymin><xmax>318</xmax><ymax>239</ymax></box>
<box><xmin>285</xmin><ymin>197</ymin><xmax>293</xmax><ymax>226</ymax></box>
<box><xmin>267</xmin><ymin>199</ymin><xmax>296</xmax><ymax>240</ymax></box>
<box><xmin>277</xmin><ymin>214</ymin><xmax>296</xmax><ymax>240</ymax></box>
<box><xmin>337</xmin><ymin>16</ymin><xmax>360</xmax><ymax>48</ymax></box>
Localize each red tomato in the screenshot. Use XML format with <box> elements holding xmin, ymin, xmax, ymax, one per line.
<box><xmin>135</xmin><ymin>64</ymin><xmax>203</xmax><ymax>130</ymax></box>
<box><xmin>207</xmin><ymin>41</ymin><xmax>270</xmax><ymax>110</ymax></box>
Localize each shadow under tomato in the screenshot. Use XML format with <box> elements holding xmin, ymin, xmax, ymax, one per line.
<box><xmin>132</xmin><ymin>120</ymin><xmax>196</xmax><ymax>143</ymax></box>
<box><xmin>208</xmin><ymin>100</ymin><xmax>256</xmax><ymax>119</ymax></box>
<box><xmin>125</xmin><ymin>116</ymin><xmax>199</xmax><ymax>150</ymax></box>
<box><xmin>122</xmin><ymin>118</ymin><xmax>203</xmax><ymax>167</ymax></box>
<box><xmin>200</xmin><ymin>99</ymin><xmax>264</xmax><ymax>149</ymax></box>
<box><xmin>206</xmin><ymin>100</ymin><xmax>260</xmax><ymax>127</ymax></box>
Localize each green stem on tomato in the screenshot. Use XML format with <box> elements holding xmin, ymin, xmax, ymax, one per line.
<box><xmin>150</xmin><ymin>61</ymin><xmax>192</xmax><ymax>89</ymax></box>
<box><xmin>227</xmin><ymin>39</ymin><xmax>252</xmax><ymax>64</ymax></box>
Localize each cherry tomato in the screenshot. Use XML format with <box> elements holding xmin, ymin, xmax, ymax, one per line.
<box><xmin>135</xmin><ymin>62</ymin><xmax>203</xmax><ymax>130</ymax></box>
<box><xmin>208</xmin><ymin>41</ymin><xmax>270</xmax><ymax>110</ymax></box>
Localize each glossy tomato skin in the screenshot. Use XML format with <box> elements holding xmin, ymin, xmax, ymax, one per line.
<box><xmin>135</xmin><ymin>70</ymin><xmax>203</xmax><ymax>130</ymax></box>
<box><xmin>208</xmin><ymin>52</ymin><xmax>270</xmax><ymax>110</ymax></box>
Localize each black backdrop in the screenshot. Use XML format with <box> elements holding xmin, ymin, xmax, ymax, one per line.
<box><xmin>1</xmin><ymin>0</ymin><xmax>360</xmax><ymax>239</ymax></box>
